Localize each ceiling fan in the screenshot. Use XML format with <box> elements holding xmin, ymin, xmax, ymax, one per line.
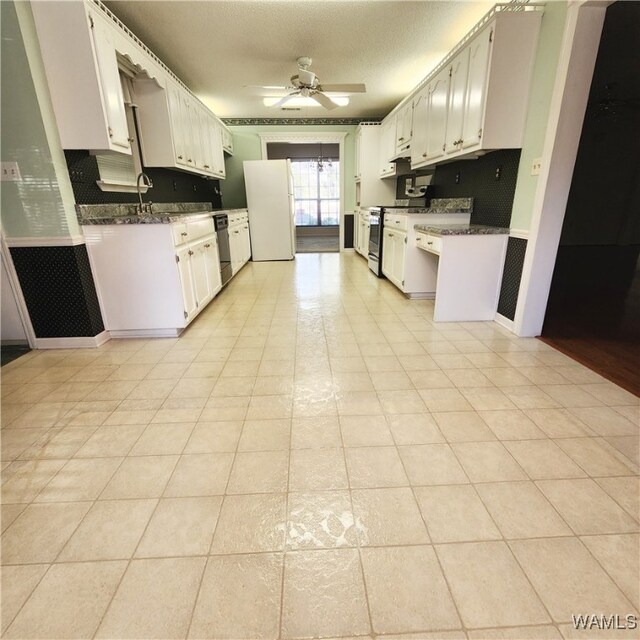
<box><xmin>256</xmin><ymin>57</ymin><xmax>366</xmax><ymax>110</ymax></box>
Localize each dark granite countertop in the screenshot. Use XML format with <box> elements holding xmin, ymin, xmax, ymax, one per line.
<box><xmin>414</xmin><ymin>224</ymin><xmax>510</xmax><ymax>236</ymax></box>
<box><xmin>370</xmin><ymin>197</ymin><xmax>474</xmax><ymax>216</ymax></box>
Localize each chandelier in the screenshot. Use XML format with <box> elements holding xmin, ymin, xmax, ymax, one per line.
<box><xmin>309</xmin><ymin>143</ymin><xmax>333</xmax><ymax>172</ymax></box>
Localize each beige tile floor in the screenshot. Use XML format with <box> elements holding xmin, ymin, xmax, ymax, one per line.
<box><xmin>1</xmin><ymin>252</ymin><xmax>639</xmax><ymax>640</ymax></box>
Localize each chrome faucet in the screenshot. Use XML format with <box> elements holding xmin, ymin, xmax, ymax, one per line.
<box><xmin>136</xmin><ymin>172</ymin><xmax>153</xmax><ymax>214</ymax></box>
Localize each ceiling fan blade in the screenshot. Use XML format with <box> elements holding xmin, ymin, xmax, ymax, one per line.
<box><xmin>318</xmin><ymin>83</ymin><xmax>366</xmax><ymax>94</ymax></box>
<box><xmin>271</xmin><ymin>93</ymin><xmax>298</xmax><ymax>108</ymax></box>
<box><xmin>244</xmin><ymin>85</ymin><xmax>289</xmax><ymax>90</ymax></box>
<box><xmin>311</xmin><ymin>91</ymin><xmax>338</xmax><ymax>110</ymax></box>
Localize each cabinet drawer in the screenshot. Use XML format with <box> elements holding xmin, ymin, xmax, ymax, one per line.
<box><xmin>416</xmin><ymin>233</ymin><xmax>441</xmax><ymax>255</ymax></box>
<box><xmin>172</xmin><ymin>223</ymin><xmax>189</xmax><ymax>245</ymax></box>
<box><xmin>385</xmin><ymin>214</ymin><xmax>408</xmax><ymax>231</ymax></box>
<box><xmin>172</xmin><ymin>217</ymin><xmax>215</xmax><ymax>246</ymax></box>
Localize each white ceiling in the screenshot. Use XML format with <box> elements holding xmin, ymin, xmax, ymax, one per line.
<box><xmin>104</xmin><ymin>0</ymin><xmax>495</xmax><ymax>119</ymax></box>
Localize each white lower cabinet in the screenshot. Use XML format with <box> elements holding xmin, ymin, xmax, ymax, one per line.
<box><xmin>228</xmin><ymin>211</ymin><xmax>251</xmax><ymax>274</ymax></box>
<box><xmin>380</xmin><ymin>212</ymin><xmax>470</xmax><ymax>297</ymax></box>
<box><xmin>355</xmin><ymin>212</ymin><xmax>370</xmax><ymax>258</ymax></box>
<box><xmin>85</xmin><ymin>214</ymin><xmax>222</xmax><ymax>337</ymax></box>
<box><xmin>415</xmin><ymin>231</ymin><xmax>508</xmax><ymax>321</ymax></box>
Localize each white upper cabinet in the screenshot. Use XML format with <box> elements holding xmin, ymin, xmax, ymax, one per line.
<box><xmin>461</xmin><ymin>25</ymin><xmax>492</xmax><ymax>149</ymax></box>
<box><xmin>30</xmin><ymin>0</ymin><xmax>232</xmax><ymax>174</ymax></box>
<box><xmin>30</xmin><ymin>2</ymin><xmax>131</xmax><ymax>153</ymax></box>
<box><xmin>395</xmin><ymin>102</ymin><xmax>413</xmax><ymax>154</ymax></box>
<box><xmin>410</xmin><ymin>89</ymin><xmax>429</xmax><ymax>166</ymax></box>
<box><xmin>378</xmin><ymin>117</ymin><xmax>397</xmax><ymax>177</ymax></box>
<box><xmin>221</xmin><ymin>128</ymin><xmax>234</xmax><ymax>155</ymax></box>
<box><xmin>444</xmin><ymin>48</ymin><xmax>470</xmax><ymax>154</ymax></box>
<box><xmin>424</xmin><ymin>68</ymin><xmax>450</xmax><ymax>162</ymax></box>
<box><xmin>355</xmin><ymin>124</ymin><xmax>396</xmax><ymax>207</ymax></box>
<box><xmin>383</xmin><ymin>9</ymin><xmax>541</xmax><ymax>170</ymax></box>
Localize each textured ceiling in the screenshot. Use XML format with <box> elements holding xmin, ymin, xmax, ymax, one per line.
<box><xmin>104</xmin><ymin>0</ymin><xmax>494</xmax><ymax>118</ymax></box>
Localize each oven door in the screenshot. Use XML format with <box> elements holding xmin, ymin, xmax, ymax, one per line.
<box><xmin>368</xmin><ymin>211</ymin><xmax>382</xmax><ymax>276</ymax></box>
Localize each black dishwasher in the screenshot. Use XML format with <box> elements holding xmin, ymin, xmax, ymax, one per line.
<box><xmin>213</xmin><ymin>214</ymin><xmax>232</xmax><ymax>287</ymax></box>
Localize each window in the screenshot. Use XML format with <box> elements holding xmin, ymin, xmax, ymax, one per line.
<box><xmin>291</xmin><ymin>160</ymin><xmax>340</xmax><ymax>226</ymax></box>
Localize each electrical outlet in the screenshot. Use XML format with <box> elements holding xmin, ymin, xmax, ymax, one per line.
<box><xmin>1</xmin><ymin>162</ymin><xmax>21</xmax><ymax>181</ymax></box>
<box><xmin>531</xmin><ymin>158</ymin><xmax>542</xmax><ymax>176</ymax></box>
<box><xmin>495</xmin><ymin>166</ymin><xmax>502</xmax><ymax>180</ymax></box>
<box><xmin>455</xmin><ymin>172</ymin><xmax>460</xmax><ymax>184</ymax></box>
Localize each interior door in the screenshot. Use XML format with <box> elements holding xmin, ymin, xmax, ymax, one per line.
<box><xmin>462</xmin><ymin>25</ymin><xmax>493</xmax><ymax>148</ymax></box>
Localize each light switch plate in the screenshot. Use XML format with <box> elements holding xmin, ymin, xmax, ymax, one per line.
<box><xmin>1</xmin><ymin>162</ymin><xmax>22</xmax><ymax>181</ymax></box>
<box><xmin>531</xmin><ymin>158</ymin><xmax>542</xmax><ymax>176</ymax></box>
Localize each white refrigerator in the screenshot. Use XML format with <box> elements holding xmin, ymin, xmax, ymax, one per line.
<box><xmin>243</xmin><ymin>159</ymin><xmax>296</xmax><ymax>261</ymax></box>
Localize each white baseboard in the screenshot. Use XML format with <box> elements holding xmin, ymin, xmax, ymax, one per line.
<box><xmin>5</xmin><ymin>235</ymin><xmax>86</xmax><ymax>247</ymax></box>
<box><xmin>109</xmin><ymin>328</ymin><xmax>182</xmax><ymax>338</ymax></box>
<box><xmin>34</xmin><ymin>330</ymin><xmax>110</xmax><ymax>349</ymax></box>
<box><xmin>406</xmin><ymin>292</ymin><xmax>436</xmax><ymax>300</ymax></box>
<box><xmin>494</xmin><ymin>312</ymin><xmax>515</xmax><ymax>331</ymax></box>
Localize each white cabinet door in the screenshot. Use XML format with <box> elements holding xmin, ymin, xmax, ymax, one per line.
<box><xmin>221</xmin><ymin>127</ymin><xmax>233</xmax><ymax>154</ymax></box>
<box><xmin>230</xmin><ymin>225</ymin><xmax>242</xmax><ymax>273</ymax></box>
<box><xmin>363</xmin><ymin>221</ymin><xmax>370</xmax><ymax>257</ymax></box>
<box><xmin>176</xmin><ymin>246</ymin><xmax>197</xmax><ymax>322</ymax></box>
<box><xmin>190</xmin><ymin>241</ymin><xmax>212</xmax><ymax>309</ymax></box>
<box><xmin>354</xmin><ymin>128</ymin><xmax>362</xmax><ymax>180</ymax></box>
<box><xmin>395</xmin><ymin>103</ymin><xmax>413</xmax><ymax>150</ymax></box>
<box><xmin>89</xmin><ymin>11</ymin><xmax>130</xmax><ymax>152</ymax></box>
<box><xmin>462</xmin><ymin>25</ymin><xmax>493</xmax><ymax>149</ymax></box>
<box><xmin>425</xmin><ymin>69</ymin><xmax>450</xmax><ymax>161</ymax></box>
<box><xmin>379</xmin><ymin>118</ymin><xmax>396</xmax><ymax>176</ymax></box>
<box><xmin>392</xmin><ymin>232</ymin><xmax>406</xmax><ymax>289</ymax></box>
<box><xmin>382</xmin><ymin>230</ymin><xmax>395</xmax><ymax>279</ymax></box>
<box><xmin>203</xmin><ymin>238</ymin><xmax>222</xmax><ymax>297</ymax></box>
<box><xmin>241</xmin><ymin>224</ymin><xmax>251</xmax><ymax>262</ymax></box>
<box><xmin>211</xmin><ymin>121</ymin><xmax>226</xmax><ymax>178</ymax></box>
<box><xmin>445</xmin><ymin>49</ymin><xmax>470</xmax><ymax>153</ymax></box>
<box><xmin>168</xmin><ymin>83</ymin><xmax>188</xmax><ymax>166</ymax></box>
<box><xmin>410</xmin><ymin>89</ymin><xmax>429</xmax><ymax>166</ymax></box>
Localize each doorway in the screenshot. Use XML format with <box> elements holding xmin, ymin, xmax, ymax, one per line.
<box><xmin>540</xmin><ymin>1</ymin><xmax>640</xmax><ymax>395</ymax></box>
<box><xmin>266</xmin><ymin>142</ymin><xmax>339</xmax><ymax>253</ymax></box>
<box><xmin>260</xmin><ymin>133</ymin><xmax>347</xmax><ymax>253</ymax></box>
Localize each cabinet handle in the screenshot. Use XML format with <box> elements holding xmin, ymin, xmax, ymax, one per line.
<box><xmin>395</xmin><ymin>220</ymin><xmax>400</xmax><ymax>224</ymax></box>
<box><xmin>204</xmin><ymin>164</ymin><xmax>210</xmax><ymax>169</ymax></box>
<box><xmin>188</xmin><ymin>158</ymin><xmax>193</xmax><ymax>163</ymax></box>
<box><xmin>478</xmin><ymin>129</ymin><xmax>483</xmax><ymax>137</ymax></box>
<box><xmin>427</xmin><ymin>241</ymin><xmax>433</xmax><ymax>245</ymax></box>
<box><xmin>108</xmin><ymin>127</ymin><xmax>113</xmax><ymax>138</ymax></box>
<box><xmin>234</xmin><ymin>230</ymin><xmax>239</xmax><ymax>234</ymax></box>
<box><xmin>204</xmin><ymin>243</ymin><xmax>211</xmax><ymax>248</ymax></box>
<box><xmin>127</xmin><ymin>137</ymin><xmax>135</xmax><ymax>143</ymax></box>
<box><xmin>398</xmin><ymin>137</ymin><xmax>404</xmax><ymax>142</ymax></box>
<box><xmin>422</xmin><ymin>152</ymin><xmax>427</xmax><ymax>157</ymax></box>
<box><xmin>181</xmin><ymin>232</ymin><xmax>188</xmax><ymax>236</ymax></box>
<box><xmin>178</xmin><ymin>155</ymin><xmax>184</xmax><ymax>160</ymax></box>
<box><xmin>188</xmin><ymin>250</ymin><xmax>194</xmax><ymax>256</ymax></box>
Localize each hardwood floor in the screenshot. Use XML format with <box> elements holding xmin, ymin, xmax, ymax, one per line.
<box><xmin>541</xmin><ymin>246</ymin><xmax>640</xmax><ymax>396</ymax></box>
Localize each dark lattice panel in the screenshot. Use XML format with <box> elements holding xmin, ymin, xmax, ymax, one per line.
<box><xmin>398</xmin><ymin>149</ymin><xmax>522</xmax><ymax>228</ymax></box>
<box><xmin>65</xmin><ymin>150</ymin><xmax>222</xmax><ymax>207</ymax></box>
<box><xmin>497</xmin><ymin>237</ymin><xmax>528</xmax><ymax>320</ymax></box>
<box><xmin>10</xmin><ymin>245</ymin><xmax>105</xmax><ymax>338</ymax></box>
<box><xmin>344</xmin><ymin>214</ymin><xmax>354</xmax><ymax>249</ymax></box>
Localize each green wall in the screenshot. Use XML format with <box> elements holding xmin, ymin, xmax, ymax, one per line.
<box><xmin>222</xmin><ymin>125</ymin><xmax>357</xmax><ymax>210</ymax></box>
<box><xmin>0</xmin><ymin>1</ymin><xmax>79</xmax><ymax>238</ymax></box>
<box><xmin>510</xmin><ymin>1</ymin><xmax>568</xmax><ymax>231</ymax></box>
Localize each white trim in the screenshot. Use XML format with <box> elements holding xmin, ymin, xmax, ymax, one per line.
<box><xmin>33</xmin><ymin>330</ymin><xmax>110</xmax><ymax>350</ymax></box>
<box><xmin>494</xmin><ymin>312</ymin><xmax>515</xmax><ymax>331</ymax></box>
<box><xmin>5</xmin><ymin>235</ymin><xmax>86</xmax><ymax>247</ymax></box>
<box><xmin>513</xmin><ymin>1</ymin><xmax>610</xmax><ymax>337</ymax></box>
<box><xmin>0</xmin><ymin>233</ymin><xmax>37</xmax><ymax>348</ymax></box>
<box><xmin>509</xmin><ymin>228</ymin><xmax>529</xmax><ymax>240</ymax></box>
<box><xmin>258</xmin><ymin>132</ymin><xmax>348</xmax><ymax>252</ymax></box>
<box><xmin>109</xmin><ymin>328</ymin><xmax>182</xmax><ymax>338</ymax></box>
<box><xmin>96</xmin><ymin>181</ymin><xmax>148</xmax><ymax>193</ymax></box>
